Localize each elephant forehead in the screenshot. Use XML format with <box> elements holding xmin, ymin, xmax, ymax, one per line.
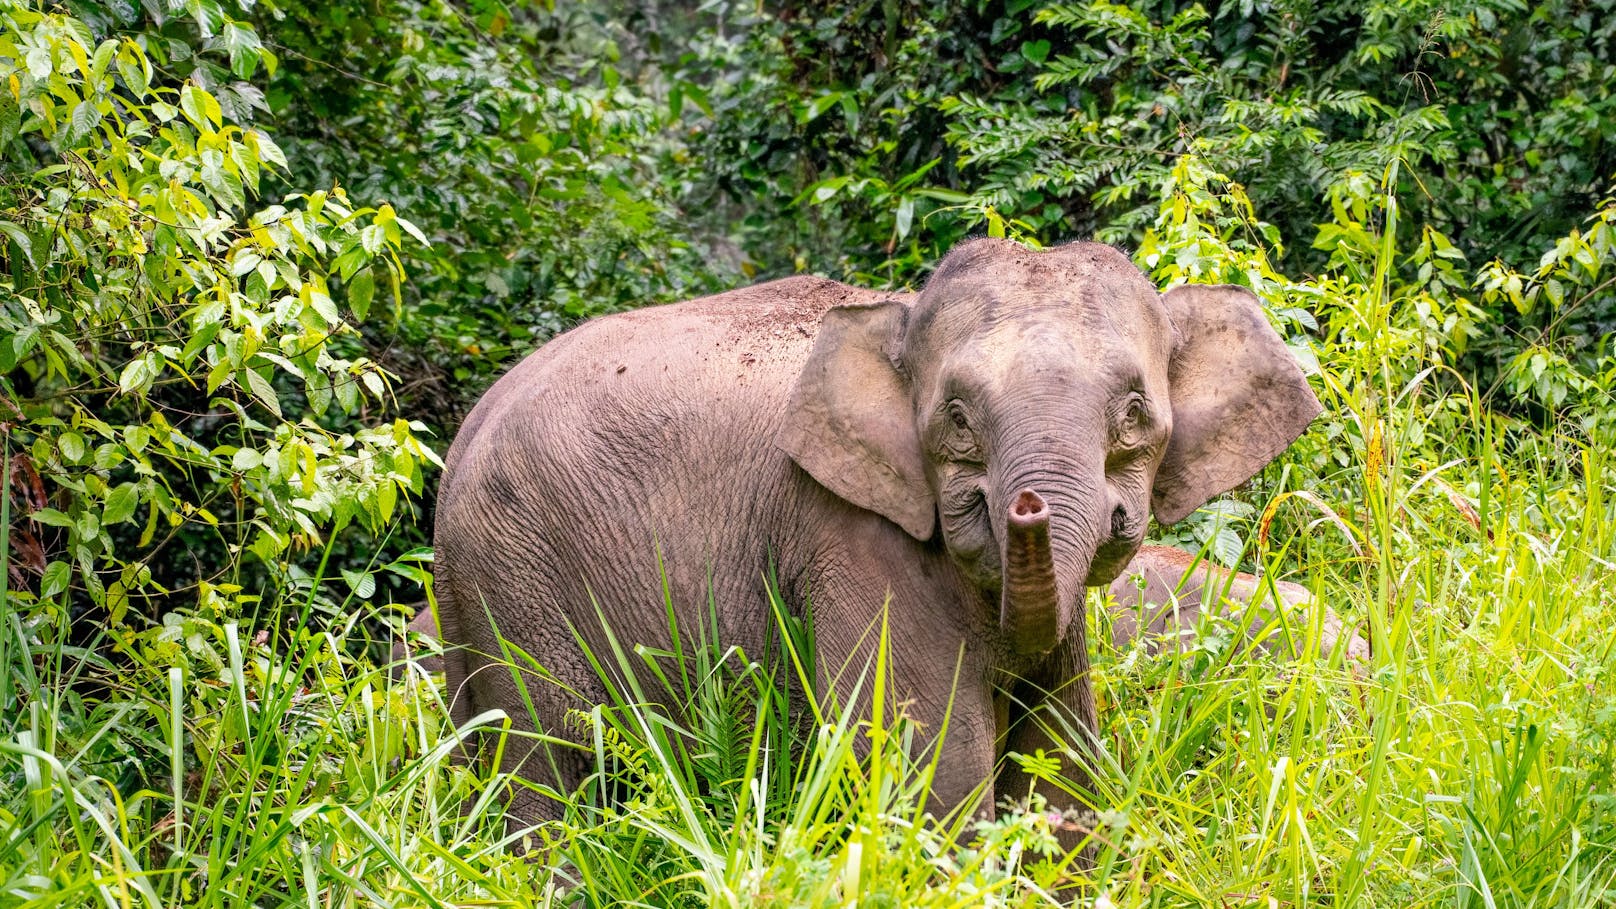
<box><xmin>914</xmin><ymin>272</ymin><xmax>1163</xmax><ymax>347</ymax></box>
<box><xmin>921</xmin><ymin>338</ymin><xmax>1136</xmax><ymax>416</ymax></box>
<box><xmin>928</xmin><ymin>236</ymin><xmax>1141</xmax><ymax>283</ymax></box>
<box><xmin>932</xmin><ymin>301</ymin><xmax>1165</xmax><ymax>377</ymax></box>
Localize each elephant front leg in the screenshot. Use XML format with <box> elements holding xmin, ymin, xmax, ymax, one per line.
<box><xmin>998</xmin><ymin>636</ymin><xmax>1103</xmax><ymax>859</ymax></box>
<box><xmin>913</xmin><ymin>675</ymin><xmax>1000</xmax><ymax>823</ymax></box>
<box><xmin>815</xmin><ymin>619</ymin><xmax>1001</xmax><ymax>824</ymax></box>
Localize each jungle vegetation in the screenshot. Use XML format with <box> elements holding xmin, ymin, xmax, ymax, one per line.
<box><xmin>2</xmin><ymin>0</ymin><xmax>1614</xmax><ymax>904</ymax></box>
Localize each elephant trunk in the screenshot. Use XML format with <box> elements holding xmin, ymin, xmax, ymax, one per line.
<box><xmin>1000</xmin><ymin>486</ymin><xmax>1101</xmax><ymax>740</ymax></box>
<box><xmin>1001</xmin><ymin>489</ymin><xmax>1063</xmax><ymax>655</ymax></box>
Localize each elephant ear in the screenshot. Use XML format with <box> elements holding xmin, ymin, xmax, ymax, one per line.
<box><xmin>777</xmin><ymin>300</ymin><xmax>936</xmax><ymax>541</ymax></box>
<box><xmin>1152</xmin><ymin>285</ymin><xmax>1322</xmax><ymax>525</ymax></box>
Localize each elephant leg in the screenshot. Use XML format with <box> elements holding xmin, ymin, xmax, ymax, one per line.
<box><xmin>822</xmin><ymin>644</ymin><xmax>999</xmax><ymax>822</ymax></box>
<box><xmin>805</xmin><ymin>583</ymin><xmax>999</xmax><ymax>823</ymax></box>
<box><xmin>912</xmin><ymin>668</ymin><xmax>999</xmax><ymax>823</ymax></box>
<box><xmin>449</xmin><ymin>603</ymin><xmax>611</xmax><ymax>835</ymax></box>
<box><xmin>999</xmin><ymin>635</ymin><xmax>1101</xmax><ymax>856</ymax></box>
<box><xmin>391</xmin><ymin>607</ymin><xmax>445</xmax><ymax>679</ymax></box>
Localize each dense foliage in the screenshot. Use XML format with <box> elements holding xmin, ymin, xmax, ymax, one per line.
<box><xmin>3</xmin><ymin>0</ymin><xmax>1616</xmax><ymax>905</ymax></box>
<box><xmin>0</xmin><ymin>2</ymin><xmax>438</xmax><ymax>636</ymax></box>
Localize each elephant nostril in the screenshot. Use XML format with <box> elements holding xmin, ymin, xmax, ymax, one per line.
<box><xmin>1111</xmin><ymin>504</ymin><xmax>1128</xmax><ymax>537</ymax></box>
<box><xmin>1011</xmin><ymin>489</ymin><xmax>1048</xmax><ymax>521</ymax></box>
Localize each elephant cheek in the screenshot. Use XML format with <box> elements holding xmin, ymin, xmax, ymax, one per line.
<box><xmin>939</xmin><ymin>475</ymin><xmax>999</xmax><ymax>587</ymax></box>
<box><xmin>1084</xmin><ymin>482</ymin><xmax>1148</xmax><ymax>584</ymax></box>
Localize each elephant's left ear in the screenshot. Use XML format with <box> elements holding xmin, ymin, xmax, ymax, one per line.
<box><xmin>1152</xmin><ymin>285</ymin><xmax>1322</xmax><ymax>525</ymax></box>
<box><xmin>777</xmin><ymin>299</ymin><xmax>936</xmax><ymax>541</ymax></box>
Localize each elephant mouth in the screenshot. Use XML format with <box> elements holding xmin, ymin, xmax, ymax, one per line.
<box><xmin>1084</xmin><ymin>536</ymin><xmax>1143</xmax><ymax>587</ymax></box>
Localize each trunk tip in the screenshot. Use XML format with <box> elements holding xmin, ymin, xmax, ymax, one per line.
<box><xmin>1010</xmin><ymin>488</ymin><xmax>1048</xmax><ymax>522</ymax></box>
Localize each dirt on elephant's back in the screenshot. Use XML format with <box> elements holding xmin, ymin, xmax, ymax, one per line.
<box><xmin>720</xmin><ymin>276</ymin><xmax>910</xmax><ymax>352</ymax></box>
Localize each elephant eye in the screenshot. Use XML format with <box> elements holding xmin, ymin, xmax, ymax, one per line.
<box><xmin>1124</xmin><ymin>396</ymin><xmax>1148</xmax><ymax>428</ymax></box>
<box><xmin>940</xmin><ymin>400</ymin><xmax>984</xmax><ymax>465</ymax></box>
<box><xmin>1114</xmin><ymin>393</ymin><xmax>1151</xmax><ymax>446</ymax></box>
<box><xmin>949</xmin><ymin>403</ymin><xmax>970</xmax><ymax>430</ymax></box>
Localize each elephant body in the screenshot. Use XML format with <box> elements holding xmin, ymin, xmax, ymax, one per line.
<box><xmin>432</xmin><ymin>239</ymin><xmax>1323</xmax><ymax>831</ymax></box>
<box><xmin>1107</xmin><ymin>545</ymin><xmax>1368</xmax><ymax>662</ymax></box>
<box><xmin>436</xmin><ymin>274</ymin><xmax>1027</xmax><ymax>819</ymax></box>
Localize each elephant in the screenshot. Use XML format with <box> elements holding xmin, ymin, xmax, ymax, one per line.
<box><xmin>426</xmin><ymin>238</ymin><xmax>1323</xmax><ymax>836</ymax></box>
<box><xmin>1107</xmin><ymin>545</ymin><xmax>1368</xmax><ymax>662</ymax></box>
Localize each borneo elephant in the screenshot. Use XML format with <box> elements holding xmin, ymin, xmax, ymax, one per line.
<box><xmin>1107</xmin><ymin>545</ymin><xmax>1368</xmax><ymax>662</ymax></box>
<box><xmin>429</xmin><ymin>238</ymin><xmax>1323</xmax><ymax>835</ymax></box>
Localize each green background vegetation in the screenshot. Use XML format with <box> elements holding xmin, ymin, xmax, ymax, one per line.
<box><xmin>2</xmin><ymin>0</ymin><xmax>1614</xmax><ymax>904</ymax></box>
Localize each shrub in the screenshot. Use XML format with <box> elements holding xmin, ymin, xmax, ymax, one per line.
<box><xmin>0</xmin><ymin>2</ymin><xmax>436</xmax><ymax>636</ymax></box>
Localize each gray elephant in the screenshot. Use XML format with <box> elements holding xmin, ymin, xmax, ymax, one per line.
<box><xmin>1107</xmin><ymin>545</ymin><xmax>1368</xmax><ymax>662</ymax></box>
<box><xmin>428</xmin><ymin>238</ymin><xmax>1322</xmax><ymax>833</ymax></box>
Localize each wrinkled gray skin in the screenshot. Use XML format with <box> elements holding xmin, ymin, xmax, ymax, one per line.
<box><xmin>430</xmin><ymin>239</ymin><xmax>1322</xmax><ymax>835</ymax></box>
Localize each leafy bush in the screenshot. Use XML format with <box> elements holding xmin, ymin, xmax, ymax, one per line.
<box><xmin>0</xmin><ymin>3</ymin><xmax>436</xmax><ymax>633</ymax></box>
<box><xmin>663</xmin><ymin>0</ymin><xmax>1613</xmax><ymax>351</ymax></box>
<box><xmin>251</xmin><ymin>0</ymin><xmax>736</xmax><ymax>420</ymax></box>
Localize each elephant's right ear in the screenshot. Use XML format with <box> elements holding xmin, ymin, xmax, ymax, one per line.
<box><xmin>777</xmin><ymin>300</ymin><xmax>936</xmax><ymax>541</ymax></box>
<box><xmin>1152</xmin><ymin>284</ymin><xmax>1323</xmax><ymax>525</ymax></box>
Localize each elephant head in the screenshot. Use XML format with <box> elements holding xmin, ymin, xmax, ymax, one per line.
<box><xmin>777</xmin><ymin>239</ymin><xmax>1320</xmax><ymax>726</ymax></box>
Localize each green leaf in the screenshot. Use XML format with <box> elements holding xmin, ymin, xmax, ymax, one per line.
<box><xmin>59</xmin><ymin>432</ymin><xmax>86</xmax><ymax>463</ymax></box>
<box><xmin>180</xmin><ymin>82</ymin><xmax>222</xmax><ymax>130</ymax></box>
<box><xmin>307</xmin><ymin>288</ymin><xmax>340</xmax><ymax>326</ymax></box>
<box><xmin>244</xmin><ymin>368</ymin><xmax>282</xmax><ymax>417</ymax></box>
<box><xmin>201</xmin><ymin>164</ymin><xmax>245</xmax><ymax>210</ymax></box>
<box><xmin>376</xmin><ymin>477</ymin><xmax>397</xmax><ymax>524</ymax></box>
<box><xmin>90</xmin><ymin>39</ymin><xmax>117</xmax><ymax>85</ymax></box>
<box><xmin>1211</xmin><ymin>526</ymin><xmax>1243</xmax><ymax>568</ymax></box>
<box><xmin>348</xmin><ymin>268</ymin><xmax>375</xmax><ymax>321</ymax></box>
<box><xmin>40</xmin><ymin>561</ymin><xmax>71</xmax><ymax>598</ymax></box>
<box><xmin>93</xmin><ymin>443</ymin><xmax>125</xmax><ymax>470</ymax></box>
<box><xmin>0</xmin><ymin>220</ymin><xmax>35</xmax><ymax>269</ymax></box>
<box><xmin>360</xmin><ymin>224</ymin><xmax>386</xmax><ymax>255</ymax></box>
<box><xmin>393</xmin><ymin>214</ymin><xmax>429</xmax><ymax>246</ymax></box>
<box><xmin>185</xmin><ymin>0</ymin><xmax>225</xmax><ymax>37</ymax></box>
<box><xmin>60</xmin><ymin>101</ymin><xmax>104</xmax><ymax>150</ymax></box>
<box><xmin>0</xmin><ymin>90</ymin><xmax>21</xmax><ymax>146</ymax></box>
<box><xmin>341</xmin><ymin>569</ymin><xmax>376</xmax><ymax>599</ymax></box>
<box><xmin>118</xmin><ymin>354</ymin><xmax>158</xmax><ymax>395</ymax></box>
<box><xmin>223</xmin><ymin>22</ymin><xmax>263</xmax><ymax>80</ymax></box>
<box><xmin>32</xmin><ymin>509</ymin><xmax>75</xmax><ymax>529</ymax></box>
<box><xmin>25</xmin><ymin>46</ymin><xmax>52</xmax><ymax>79</ymax></box>
<box><xmin>116</xmin><ymin>45</ymin><xmax>151</xmax><ymax>98</ymax></box>
<box><xmin>105</xmin><ymin>581</ymin><xmax>129</xmax><ymax>625</ymax></box>
<box><xmin>103</xmin><ymin>483</ymin><xmax>140</xmax><ymax>525</ymax></box>
<box><xmin>1544</xmin><ymin>278</ymin><xmax>1564</xmax><ymax>308</ymax></box>
<box><xmin>334</xmin><ymin>372</ymin><xmax>359</xmax><ymax>411</ymax></box>
<box><xmin>231</xmin><ymin>251</ymin><xmax>262</xmax><ymax>277</ymax></box>
<box><xmin>986</xmin><ymin>209</ymin><xmax>1006</xmax><ymax>239</ymax></box>
<box><xmin>230</xmin><ymin>140</ymin><xmax>261</xmax><ymax>193</ymax></box>
<box><xmin>306</xmin><ymin>371</ymin><xmax>332</xmax><ymax>415</ymax></box>
<box><xmin>252</xmin><ymin>130</ymin><xmax>287</xmax><ymax>169</ymax></box>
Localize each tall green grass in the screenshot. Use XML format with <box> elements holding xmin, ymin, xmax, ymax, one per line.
<box><xmin>5</xmin><ymin>379</ymin><xmax>1614</xmax><ymax>906</ymax></box>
